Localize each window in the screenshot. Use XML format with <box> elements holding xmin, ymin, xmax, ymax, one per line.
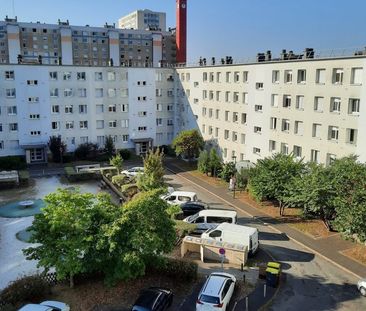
<box><xmin>208</xmin><ymin>109</ymin><xmax>213</xmax><ymax>118</ymax></box>
<box><xmin>79</xmin><ymin>121</ymin><xmax>88</xmax><ymax>129</ymax></box>
<box><xmin>316</xmin><ymin>69</ymin><xmax>326</xmax><ymax>84</ymax></box>
<box><xmin>224</xmin><ymin>91</ymin><xmax>230</xmax><ymax>102</ymax></box>
<box><xmin>216</xmin><ymin>91</ymin><xmax>221</xmax><ymax>101</ymax></box>
<box><xmin>122</xmin><ymin>135</ymin><xmax>129</xmax><ymax>143</ymax></box>
<box><xmin>224</xmin><ymin>130</ymin><xmax>229</xmax><ymax>140</ymax></box>
<box><xmin>108</xmin><ymin>104</ymin><xmax>117</xmax><ymax>112</ymax></box>
<box><xmin>6</xmin><ymin>88</ymin><xmax>16</xmax><ymax>98</ymax></box>
<box><xmin>49</xmin><ymin>71</ymin><xmax>57</xmax><ymax>80</ymax></box>
<box><xmin>233</xmin><ymin>71</ymin><xmax>240</xmax><ymax>82</ymax></box>
<box><xmin>255</xmin><ymin>104</ymin><xmax>263</xmax><ymax>112</ymax></box>
<box><xmin>5</xmin><ymin>71</ymin><xmax>14</xmax><ymax>80</ymax></box>
<box><xmin>80</xmin><ymin>136</ymin><xmax>88</xmax><ymax>144</ymax></box>
<box><xmin>96</xmin><ymin>104</ymin><xmax>104</xmax><ymax>113</ymax></box>
<box><xmin>202</xmin><ymin>124</ymin><xmax>206</xmax><ymax>134</ymax></box>
<box><xmin>97</xmin><ymin>136</ymin><xmax>105</xmax><ymax>146</ymax></box>
<box><xmin>64</xmin><ymin>88</ymin><xmax>73</xmax><ymax>97</ymax></box>
<box><xmin>330</xmin><ymin>97</ymin><xmax>341</xmax><ymax>113</ymax></box>
<box><xmin>203</xmin><ymin>72</ymin><xmax>208</xmax><ymax>82</ymax></box>
<box><xmin>156</xmin><ymin>118</ymin><xmax>163</xmax><ymax>126</ymax></box>
<box><xmin>215</xmin><ymin>128</ymin><xmax>219</xmax><ymax>137</ymax></box>
<box><xmin>242</xmin><ymin>92</ymin><xmax>248</xmax><ymax>104</ymax></box>
<box><xmin>233</xmin><ymin>112</ymin><xmax>239</xmax><ymax>122</ymax></box>
<box><xmin>333</xmin><ymin>68</ymin><xmax>343</xmax><ymax>84</ymax></box>
<box><xmin>7</xmin><ymin>106</ymin><xmax>17</xmax><ymax>115</ymax></box>
<box><xmin>254</xmin><ymin>126</ymin><xmax>262</xmax><ymax>134</ymax></box>
<box><xmin>351</xmin><ymin>67</ymin><xmax>363</xmax><ymax>85</ymax></box>
<box><xmin>241</xmin><ymin>113</ymin><xmax>247</xmax><ymax>124</ymax></box>
<box><xmin>270</xmin><ymin>117</ymin><xmax>277</xmax><ymax>130</ymax></box>
<box><xmin>167</xmin><ymin>89</ymin><xmax>174</xmax><ymax>97</ymax></box>
<box><xmin>284</xmin><ymin>70</ymin><xmax>292</xmax><ymax>83</ymax></box>
<box><xmin>121</xmin><ymin>119</ymin><xmax>129</xmax><ymax>128</ymax></box>
<box><xmin>223</xmin><ymin>148</ymin><xmax>227</xmax><ymax>157</ymax></box>
<box><xmin>167</xmin><ymin>104</ymin><xmax>174</xmax><ymax>111</ymax></box>
<box><xmin>138</xmin><ymin>111</ymin><xmax>147</xmax><ymax>117</ymax></box>
<box><xmin>256</xmin><ymin>82</ymin><xmax>264</xmax><ymax>90</ymax></box>
<box><xmin>294</xmin><ymin>121</ymin><xmax>303</xmax><ymax>135</ymax></box>
<box><xmin>156</xmin><ymin>104</ymin><xmax>162</xmax><ymax>111</ymax></box>
<box><xmin>243</xmin><ymin>71</ymin><xmax>248</xmax><ymax>83</ymax></box>
<box><xmin>346</xmin><ymin>128</ymin><xmax>357</xmax><ymax>144</ymax></box>
<box><xmin>79</xmin><ymin>105</ymin><xmax>87</xmax><ymax>114</ymax></box>
<box><xmin>65</xmin><ymin>105</ymin><xmax>73</xmax><ymax>114</ymax></box>
<box><xmin>348</xmin><ymin>98</ymin><xmax>360</xmax><ymax>114</ymax></box>
<box><xmin>272</xmin><ymin>70</ymin><xmax>280</xmax><ymax>83</ymax></box>
<box><xmin>109</xmin><ymin>120</ymin><xmax>117</xmax><ymax>128</ymax></box>
<box><xmin>215</xmin><ymin>109</ymin><xmax>220</xmax><ymax>119</ymax></box>
<box><xmin>0</xmin><ymin>141</ymin><xmax>3</xmax><ymax>149</ymax></box>
<box><xmin>283</xmin><ymin>95</ymin><xmax>291</xmax><ymax>108</ymax></box>
<box><xmin>50</xmin><ymin>88</ymin><xmax>58</xmax><ymax>97</ymax></box>
<box><xmin>216</xmin><ymin>72</ymin><xmax>221</xmax><ymax>83</ymax></box>
<box><xmin>96</xmin><ymin>120</ymin><xmax>104</xmax><ymax>129</ymax></box>
<box><xmin>28</xmin><ymin>97</ymin><xmax>39</xmax><ymax>103</ymax></box>
<box><xmin>78</xmin><ymin>88</ymin><xmax>87</xmax><ymax>97</ymax></box>
<box><xmin>271</xmin><ymin>94</ymin><xmax>279</xmax><ymax>107</ymax></box>
<box><xmin>108</xmin><ymin>88</ymin><xmax>116</xmax><ymax>98</ymax></box>
<box><xmin>29</xmin><ymin>114</ymin><xmax>40</xmax><ymax>119</ymax></box>
<box><xmin>95</xmin><ymin>72</ymin><xmax>103</xmax><ymax>81</ymax></box>
<box><xmin>327</xmin><ymin>153</ymin><xmax>336</xmax><ymax>166</ymax></box>
<box><xmin>232</xmin><ymin>132</ymin><xmax>238</xmax><ymax>142</ymax></box>
<box><xmin>63</xmin><ymin>72</ymin><xmax>71</xmax><ymax>80</ymax></box>
<box><xmin>107</xmin><ymin>71</ymin><xmax>116</xmax><ymax>81</ymax></box>
<box><xmin>293</xmin><ymin>145</ymin><xmax>302</xmax><ymax>158</ymax></box>
<box><xmin>314</xmin><ymin>96</ymin><xmax>324</xmax><ymax>112</ymax></box>
<box><xmin>30</xmin><ymin>131</ymin><xmax>41</xmax><ymax>136</ymax></box>
<box><xmin>328</xmin><ymin>126</ymin><xmax>339</xmax><ymax>141</ymax></box>
<box><xmin>225</xmin><ymin>111</ymin><xmax>229</xmax><ymax>121</ymax></box>
<box><xmin>202</xmin><ymin>107</ymin><xmax>207</xmax><ymax>116</ymax></box>
<box><xmin>225</xmin><ymin>72</ymin><xmax>231</xmax><ymax>83</ymax></box>
<box><xmin>233</xmin><ymin>92</ymin><xmax>239</xmax><ymax>102</ymax></box>
<box><xmin>27</xmin><ymin>80</ymin><xmax>38</xmax><ymax>85</ymax></box>
<box><xmin>65</xmin><ymin>121</ymin><xmax>74</xmax><ymax>129</ymax></box>
<box><xmin>253</xmin><ymin>147</ymin><xmax>261</xmax><ymax>154</ymax></box>
<box><xmin>281</xmin><ymin>143</ymin><xmax>289</xmax><ymax>155</ymax></box>
<box><xmin>311</xmin><ymin>150</ymin><xmax>320</xmax><ymax>163</ymax></box>
<box><xmin>269</xmin><ymin>140</ymin><xmax>276</xmax><ymax>152</ymax></box>
<box><xmin>95</xmin><ymin>88</ymin><xmax>103</xmax><ymax>98</ymax></box>
<box><xmin>312</xmin><ymin>123</ymin><xmax>321</xmax><ymax>138</ymax></box>
<box><xmin>282</xmin><ymin>119</ymin><xmax>290</xmax><ymax>132</ymax></box>
<box><xmin>9</xmin><ymin>123</ymin><xmax>18</xmax><ymax>131</ymax></box>
<box><xmin>77</xmin><ymin>72</ymin><xmax>86</xmax><ymax>80</ymax></box>
<box><xmin>51</xmin><ymin>105</ymin><xmax>59</xmax><ymax>113</ymax></box>
<box><xmin>138</xmin><ymin>126</ymin><xmax>147</xmax><ymax>131</ymax></box>
<box><xmin>156</xmin><ymin>133</ymin><xmax>163</xmax><ymax>142</ymax></box>
<box><xmin>297</xmin><ymin>70</ymin><xmax>306</xmax><ymax>83</ymax></box>
<box><xmin>167</xmin><ymin>119</ymin><xmax>173</xmax><ymax>126</ymax></box>
<box><xmin>51</xmin><ymin>121</ymin><xmax>59</xmax><ymax>130</ymax></box>
<box><xmin>296</xmin><ymin>95</ymin><xmax>304</xmax><ymax>110</ymax></box>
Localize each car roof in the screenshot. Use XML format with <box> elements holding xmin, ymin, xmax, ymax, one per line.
<box><xmin>215</xmin><ymin>223</ymin><xmax>257</xmax><ymax>234</ymax></box>
<box><xmin>18</xmin><ymin>304</ymin><xmax>52</xmax><ymax>311</ymax></box>
<box><xmin>40</xmin><ymin>301</ymin><xmax>66</xmax><ymax>310</ymax></box>
<box><xmin>181</xmin><ymin>201</ymin><xmax>207</xmax><ymax>207</ymax></box>
<box><xmin>202</xmin><ymin>273</ymin><xmax>232</xmax><ymax>296</ymax></box>
<box><xmin>134</xmin><ymin>288</ymin><xmax>162</xmax><ymax>309</ymax></box>
<box><xmin>196</xmin><ymin>209</ymin><xmax>237</xmax><ymax>217</ymax></box>
<box><xmin>169</xmin><ymin>191</ymin><xmax>196</xmax><ymax>196</ymax></box>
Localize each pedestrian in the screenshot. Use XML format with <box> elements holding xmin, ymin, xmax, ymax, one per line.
<box><xmin>229</xmin><ymin>177</ymin><xmax>234</xmax><ymax>191</ymax></box>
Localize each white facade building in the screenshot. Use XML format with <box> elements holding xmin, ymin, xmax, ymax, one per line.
<box><xmin>118</xmin><ymin>10</ymin><xmax>167</xmax><ymax>31</ymax></box>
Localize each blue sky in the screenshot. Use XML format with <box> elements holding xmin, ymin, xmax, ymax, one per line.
<box><xmin>2</xmin><ymin>0</ymin><xmax>366</xmax><ymax>63</ymax></box>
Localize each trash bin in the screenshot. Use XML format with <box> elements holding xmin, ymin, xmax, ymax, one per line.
<box><xmin>267</xmin><ymin>261</ymin><xmax>281</xmax><ymax>270</ymax></box>
<box><xmin>266</xmin><ymin>267</ymin><xmax>279</xmax><ymax>288</ymax></box>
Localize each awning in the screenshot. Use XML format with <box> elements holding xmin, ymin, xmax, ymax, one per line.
<box><xmin>20</xmin><ymin>144</ymin><xmax>47</xmax><ymax>149</ymax></box>
<box><xmin>131</xmin><ymin>138</ymin><xmax>153</xmax><ymax>143</ymax></box>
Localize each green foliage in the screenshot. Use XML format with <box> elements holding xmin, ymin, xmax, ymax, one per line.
<box><xmin>220</xmin><ymin>161</ymin><xmax>236</xmax><ymax>182</ymax></box>
<box><xmin>197</xmin><ymin>150</ymin><xmax>210</xmax><ymax>175</ymax></box>
<box><xmin>0</xmin><ymin>274</ymin><xmax>51</xmax><ymax>306</ymax></box>
<box><xmin>0</xmin><ymin>156</ymin><xmax>27</xmax><ymax>170</ymax></box>
<box><xmin>148</xmin><ymin>258</ymin><xmax>197</xmax><ymax>281</ymax></box>
<box><xmin>110</xmin><ymin>153</ymin><xmax>124</xmax><ymax>174</ymax></box>
<box><xmin>64</xmin><ymin>166</ymin><xmax>97</xmax><ymax>182</ymax></box>
<box><xmin>105</xmin><ymin>136</ymin><xmax>115</xmax><ymax>157</ymax></box>
<box><xmin>112</xmin><ymin>174</ymin><xmax>129</xmax><ymax>188</ymax></box>
<box><xmin>160</xmin><ymin>145</ymin><xmax>176</xmax><ymax>157</ymax></box>
<box><xmin>48</xmin><ymin>135</ymin><xmax>67</xmax><ymax>163</ymax></box>
<box><xmin>236</xmin><ymin>167</ymin><xmax>249</xmax><ymax>190</ymax></box>
<box><xmin>174</xmin><ymin>220</ymin><xmax>198</xmax><ymax>236</ymax></box>
<box><xmin>166</xmin><ymin>204</ymin><xmax>182</xmax><ymax>219</ymax></box>
<box><xmin>119</xmin><ymin>148</ymin><xmax>132</xmax><ymax>160</ymax></box>
<box><xmin>18</xmin><ymin>170</ymin><xmax>30</xmax><ymax>184</ymax></box>
<box><xmin>137</xmin><ymin>148</ymin><xmax>165</xmax><ymax>191</ymax></box>
<box><xmin>209</xmin><ymin>148</ymin><xmax>222</xmax><ymax>177</ymax></box>
<box><xmin>74</xmin><ymin>143</ymin><xmax>99</xmax><ymax>160</ymax></box>
<box><xmin>172</xmin><ymin>129</ymin><xmax>204</xmax><ymax>159</ymax></box>
<box><xmin>121</xmin><ymin>184</ymin><xmax>139</xmax><ymax>199</ymax></box>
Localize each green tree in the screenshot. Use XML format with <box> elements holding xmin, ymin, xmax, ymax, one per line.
<box><xmin>209</xmin><ymin>148</ymin><xmax>222</xmax><ymax>177</ymax></box>
<box><xmin>197</xmin><ymin>150</ymin><xmax>210</xmax><ymax>175</ymax></box>
<box><xmin>23</xmin><ymin>189</ymin><xmax>120</xmax><ymax>288</ymax></box>
<box><xmin>74</xmin><ymin>142</ymin><xmax>98</xmax><ymax>160</ymax></box>
<box><xmin>48</xmin><ymin>136</ymin><xmax>67</xmax><ymax>163</ymax></box>
<box><xmin>220</xmin><ymin>162</ymin><xmax>236</xmax><ymax>182</ymax></box>
<box><xmin>172</xmin><ymin>129</ymin><xmax>204</xmax><ymax>160</ymax></box>
<box><xmin>110</xmin><ymin>153</ymin><xmax>124</xmax><ymax>175</ymax></box>
<box><xmin>137</xmin><ymin>148</ymin><xmax>165</xmax><ymax>191</ymax></box>
<box><xmin>236</xmin><ymin>167</ymin><xmax>250</xmax><ymax>190</ymax></box>
<box><xmin>105</xmin><ymin>136</ymin><xmax>115</xmax><ymax>157</ymax></box>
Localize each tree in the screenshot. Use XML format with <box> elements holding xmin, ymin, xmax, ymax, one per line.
<box><xmin>236</xmin><ymin>167</ymin><xmax>250</xmax><ymax>190</ymax></box>
<box><xmin>74</xmin><ymin>143</ymin><xmax>98</xmax><ymax>160</ymax></box>
<box><xmin>48</xmin><ymin>136</ymin><xmax>67</xmax><ymax>163</ymax></box>
<box><xmin>137</xmin><ymin>148</ymin><xmax>165</xmax><ymax>191</ymax></box>
<box><xmin>110</xmin><ymin>153</ymin><xmax>123</xmax><ymax>174</ymax></box>
<box><xmin>197</xmin><ymin>150</ymin><xmax>210</xmax><ymax>175</ymax></box>
<box><xmin>172</xmin><ymin>129</ymin><xmax>204</xmax><ymax>160</ymax></box>
<box><xmin>23</xmin><ymin>189</ymin><xmax>120</xmax><ymax>288</ymax></box>
<box><xmin>105</xmin><ymin>136</ymin><xmax>115</xmax><ymax>157</ymax></box>
<box><xmin>219</xmin><ymin>162</ymin><xmax>236</xmax><ymax>182</ymax></box>
<box><xmin>209</xmin><ymin>148</ymin><xmax>222</xmax><ymax>177</ymax></box>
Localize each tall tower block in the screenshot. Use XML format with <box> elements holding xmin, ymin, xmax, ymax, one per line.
<box><xmin>176</xmin><ymin>0</ymin><xmax>187</xmax><ymax>63</ymax></box>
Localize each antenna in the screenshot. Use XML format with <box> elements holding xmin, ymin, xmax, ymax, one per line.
<box><xmin>12</xmin><ymin>0</ymin><xmax>15</xmax><ymax>17</ymax></box>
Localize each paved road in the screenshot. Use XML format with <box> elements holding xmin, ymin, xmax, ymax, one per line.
<box><xmin>164</xmin><ymin>169</ymin><xmax>366</xmax><ymax>311</ymax></box>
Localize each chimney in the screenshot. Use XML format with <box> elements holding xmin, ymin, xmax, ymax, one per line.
<box><xmin>176</xmin><ymin>0</ymin><xmax>187</xmax><ymax>63</ymax></box>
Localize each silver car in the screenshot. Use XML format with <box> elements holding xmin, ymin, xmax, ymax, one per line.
<box><xmin>18</xmin><ymin>301</ymin><xmax>70</xmax><ymax>311</ymax></box>
<box><xmin>358</xmin><ymin>279</ymin><xmax>366</xmax><ymax>296</ymax></box>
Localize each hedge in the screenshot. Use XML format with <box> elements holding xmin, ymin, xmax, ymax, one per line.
<box><xmin>18</xmin><ymin>170</ymin><xmax>30</xmax><ymax>184</ymax></box>
<box><xmin>64</xmin><ymin>166</ymin><xmax>99</xmax><ymax>182</ymax></box>
<box><xmin>149</xmin><ymin>257</ymin><xmax>198</xmax><ymax>281</ymax></box>
<box><xmin>0</xmin><ymin>156</ymin><xmax>27</xmax><ymax>170</ymax></box>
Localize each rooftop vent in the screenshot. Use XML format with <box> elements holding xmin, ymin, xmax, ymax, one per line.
<box><xmin>5</xmin><ymin>16</ymin><xmax>17</xmax><ymax>22</ymax></box>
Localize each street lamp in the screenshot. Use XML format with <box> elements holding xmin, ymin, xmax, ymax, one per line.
<box><xmin>232</xmin><ymin>155</ymin><xmax>237</xmax><ymax>199</ymax></box>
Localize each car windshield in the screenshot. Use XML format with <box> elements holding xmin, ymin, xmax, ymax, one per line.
<box><xmin>186</xmin><ymin>214</ymin><xmax>197</xmax><ymax>222</ymax></box>
<box><xmin>200</xmin><ymin>294</ymin><xmax>220</xmax><ymax>304</ymax></box>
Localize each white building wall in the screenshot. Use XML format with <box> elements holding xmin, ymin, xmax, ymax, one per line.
<box><xmin>60</xmin><ymin>28</ymin><xmax>73</xmax><ymax>65</ymax></box>
<box><xmin>6</xmin><ymin>24</ymin><xmax>20</xmax><ymax>64</ymax></box>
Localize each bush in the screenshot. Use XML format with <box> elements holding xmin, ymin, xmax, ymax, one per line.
<box><xmin>62</xmin><ymin>153</ymin><xmax>74</xmax><ymax>163</ymax></box>
<box><xmin>0</xmin><ymin>274</ymin><xmax>50</xmax><ymax>306</ymax></box>
<box><xmin>18</xmin><ymin>170</ymin><xmax>30</xmax><ymax>184</ymax></box>
<box><xmin>64</xmin><ymin>166</ymin><xmax>98</xmax><ymax>182</ymax></box>
<box><xmin>121</xmin><ymin>184</ymin><xmax>139</xmax><ymax>199</ymax></box>
<box><xmin>219</xmin><ymin>162</ymin><xmax>236</xmax><ymax>182</ymax></box>
<box><xmin>111</xmin><ymin>175</ymin><xmax>129</xmax><ymax>188</ymax></box>
<box><xmin>74</xmin><ymin>143</ymin><xmax>99</xmax><ymax>160</ymax></box>
<box><xmin>149</xmin><ymin>258</ymin><xmax>197</xmax><ymax>281</ymax></box>
<box><xmin>119</xmin><ymin>149</ymin><xmax>132</xmax><ymax>160</ymax></box>
<box><xmin>0</xmin><ymin>156</ymin><xmax>26</xmax><ymax>170</ymax></box>
<box><xmin>160</xmin><ymin>145</ymin><xmax>175</xmax><ymax>157</ymax></box>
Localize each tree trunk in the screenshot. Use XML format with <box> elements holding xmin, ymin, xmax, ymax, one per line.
<box><xmin>69</xmin><ymin>273</ymin><xmax>74</xmax><ymax>288</ymax></box>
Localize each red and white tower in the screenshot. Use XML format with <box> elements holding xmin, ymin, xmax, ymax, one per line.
<box><xmin>176</xmin><ymin>0</ymin><xmax>187</xmax><ymax>63</ymax></box>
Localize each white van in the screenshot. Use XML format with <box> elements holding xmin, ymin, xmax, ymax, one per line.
<box><xmin>201</xmin><ymin>223</ymin><xmax>259</xmax><ymax>256</ymax></box>
<box><xmin>183</xmin><ymin>209</ymin><xmax>237</xmax><ymax>232</ymax></box>
<box><xmin>161</xmin><ymin>191</ymin><xmax>198</xmax><ymax>205</ymax></box>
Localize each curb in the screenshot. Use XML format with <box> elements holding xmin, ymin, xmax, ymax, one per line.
<box><xmin>166</xmin><ymin>165</ymin><xmax>363</xmax><ymax>280</ymax></box>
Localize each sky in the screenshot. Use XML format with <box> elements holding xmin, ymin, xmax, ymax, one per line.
<box><xmin>2</xmin><ymin>0</ymin><xmax>366</xmax><ymax>63</ymax></box>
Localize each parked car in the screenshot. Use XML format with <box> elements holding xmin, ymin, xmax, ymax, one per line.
<box><xmin>132</xmin><ymin>287</ymin><xmax>173</xmax><ymax>311</ymax></box>
<box><xmin>161</xmin><ymin>191</ymin><xmax>198</xmax><ymax>205</ymax></box>
<box><xmin>18</xmin><ymin>301</ymin><xmax>70</xmax><ymax>311</ymax></box>
<box><xmin>121</xmin><ymin>166</ymin><xmax>144</xmax><ymax>177</ymax></box>
<box><xmin>196</xmin><ymin>272</ymin><xmax>236</xmax><ymax>311</ymax></box>
<box><xmin>180</xmin><ymin>201</ymin><xmax>209</xmax><ymax>217</ymax></box>
<box><xmin>358</xmin><ymin>278</ymin><xmax>366</xmax><ymax>296</ymax></box>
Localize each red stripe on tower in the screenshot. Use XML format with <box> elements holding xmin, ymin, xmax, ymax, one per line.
<box><xmin>176</xmin><ymin>0</ymin><xmax>187</xmax><ymax>63</ymax></box>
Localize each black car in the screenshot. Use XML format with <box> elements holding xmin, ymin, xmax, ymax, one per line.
<box><xmin>179</xmin><ymin>201</ymin><xmax>209</xmax><ymax>218</ymax></box>
<box><xmin>132</xmin><ymin>287</ymin><xmax>173</xmax><ymax>311</ymax></box>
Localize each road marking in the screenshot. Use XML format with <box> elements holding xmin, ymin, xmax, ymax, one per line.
<box><xmin>166</xmin><ymin>165</ymin><xmax>363</xmax><ymax>280</ymax></box>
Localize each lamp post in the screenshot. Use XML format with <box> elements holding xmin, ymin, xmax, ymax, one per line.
<box><xmin>232</xmin><ymin>155</ymin><xmax>237</xmax><ymax>199</ymax></box>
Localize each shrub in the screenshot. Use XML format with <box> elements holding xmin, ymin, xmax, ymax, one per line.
<box><xmin>119</xmin><ymin>149</ymin><xmax>132</xmax><ymax>160</ymax></box>
<box><xmin>0</xmin><ymin>156</ymin><xmax>26</xmax><ymax>170</ymax></box>
<box><xmin>112</xmin><ymin>175</ymin><xmax>129</xmax><ymax>188</ymax></box>
<box><xmin>219</xmin><ymin>161</ymin><xmax>236</xmax><ymax>182</ymax></box>
<box><xmin>0</xmin><ymin>274</ymin><xmax>50</xmax><ymax>306</ymax></box>
<box><xmin>64</xmin><ymin>166</ymin><xmax>97</xmax><ymax>182</ymax></box>
<box><xmin>149</xmin><ymin>258</ymin><xmax>197</xmax><ymax>281</ymax></box>
<box><xmin>121</xmin><ymin>184</ymin><xmax>139</xmax><ymax>199</ymax></box>
<box><xmin>74</xmin><ymin>143</ymin><xmax>99</xmax><ymax>160</ymax></box>
<box><xmin>62</xmin><ymin>153</ymin><xmax>74</xmax><ymax>163</ymax></box>
<box><xmin>18</xmin><ymin>170</ymin><xmax>30</xmax><ymax>184</ymax></box>
<box><xmin>160</xmin><ymin>145</ymin><xmax>175</xmax><ymax>157</ymax></box>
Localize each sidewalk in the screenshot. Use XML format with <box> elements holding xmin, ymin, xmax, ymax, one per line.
<box><xmin>165</xmin><ymin>159</ymin><xmax>366</xmax><ymax>279</ymax></box>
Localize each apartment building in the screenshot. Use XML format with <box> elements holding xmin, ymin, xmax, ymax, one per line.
<box><xmin>0</xmin><ymin>17</ymin><xmax>176</xmax><ymax>67</ymax></box>
<box><xmin>118</xmin><ymin>9</ymin><xmax>167</xmax><ymax>31</ymax></box>
<box><xmin>176</xmin><ymin>53</ymin><xmax>366</xmax><ymax>165</ymax></box>
<box><xmin>0</xmin><ymin>65</ymin><xmax>175</xmax><ymax>163</ymax></box>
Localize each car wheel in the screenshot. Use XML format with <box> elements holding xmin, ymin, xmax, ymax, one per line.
<box><xmin>360</xmin><ymin>286</ymin><xmax>366</xmax><ymax>297</ymax></box>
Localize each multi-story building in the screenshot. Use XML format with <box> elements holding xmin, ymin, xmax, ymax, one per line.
<box><xmin>118</xmin><ymin>9</ymin><xmax>167</xmax><ymax>31</ymax></box>
<box><xmin>176</xmin><ymin>49</ymin><xmax>366</xmax><ymax>165</ymax></box>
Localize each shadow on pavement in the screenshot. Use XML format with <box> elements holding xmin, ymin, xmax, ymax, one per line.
<box><xmin>259</xmin><ymin>231</ymin><xmax>290</xmax><ymax>242</ymax></box>
<box><xmin>262</xmin><ymin>245</ymin><xmax>315</xmax><ymax>262</ymax></box>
